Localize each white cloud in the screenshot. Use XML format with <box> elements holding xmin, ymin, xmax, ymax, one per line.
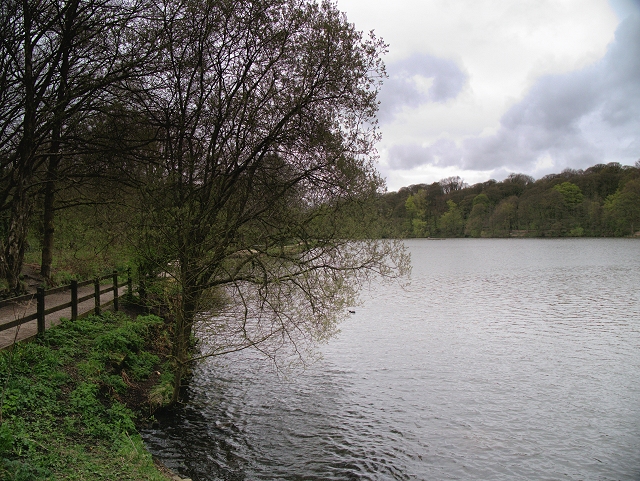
<box><xmin>382</xmin><ymin>13</ymin><xmax>640</xmax><ymax>184</ymax></box>
<box><xmin>378</xmin><ymin>54</ymin><xmax>468</xmax><ymax>122</ymax></box>
<box><xmin>378</xmin><ymin>54</ymin><xmax>467</xmax><ymax>124</ymax></box>
<box><xmin>337</xmin><ymin>0</ymin><xmax>628</xmax><ymax>189</ymax></box>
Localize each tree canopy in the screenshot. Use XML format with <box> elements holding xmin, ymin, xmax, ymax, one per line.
<box><xmin>126</xmin><ymin>0</ymin><xmax>408</xmax><ymax>398</ymax></box>
<box><xmin>0</xmin><ymin>0</ymin><xmax>409</xmax><ymax>400</ymax></box>
<box><xmin>380</xmin><ymin>162</ymin><xmax>640</xmax><ymax>238</ymax></box>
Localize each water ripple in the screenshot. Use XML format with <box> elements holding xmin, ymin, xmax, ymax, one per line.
<box><xmin>143</xmin><ymin>239</ymin><xmax>640</xmax><ymax>480</ymax></box>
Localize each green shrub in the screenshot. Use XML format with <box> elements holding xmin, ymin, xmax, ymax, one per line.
<box><xmin>126</xmin><ymin>351</ymin><xmax>159</xmax><ymax>381</ymax></box>
<box><xmin>149</xmin><ymin>367</ymin><xmax>175</xmax><ymax>410</ymax></box>
<box><xmin>69</xmin><ymin>382</ymin><xmax>102</xmax><ymax>416</ymax></box>
<box><xmin>95</xmin><ymin>327</ymin><xmax>145</xmax><ymax>354</ymax></box>
<box><xmin>0</xmin><ymin>312</ymin><xmax>171</xmax><ymax>480</ymax></box>
<box><xmin>0</xmin><ymin>423</ymin><xmax>14</xmax><ymax>457</ymax></box>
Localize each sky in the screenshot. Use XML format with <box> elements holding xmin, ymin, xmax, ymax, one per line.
<box><xmin>336</xmin><ymin>0</ymin><xmax>640</xmax><ymax>191</ymax></box>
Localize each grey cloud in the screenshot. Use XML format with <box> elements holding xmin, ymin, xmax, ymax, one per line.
<box><xmin>378</xmin><ymin>54</ymin><xmax>468</xmax><ymax>122</ymax></box>
<box><xmin>389</xmin><ymin>14</ymin><xmax>640</xmax><ymax>176</ymax></box>
<box><xmin>461</xmin><ymin>13</ymin><xmax>640</xmax><ymax>172</ymax></box>
<box><xmin>387</xmin><ymin>143</ymin><xmax>434</xmax><ymax>170</ymax></box>
<box><xmin>501</xmin><ymin>73</ymin><xmax>598</xmax><ymax>133</ymax></box>
<box><xmin>609</xmin><ymin>0</ymin><xmax>640</xmax><ymax>20</ymax></box>
<box><xmin>388</xmin><ymin>138</ymin><xmax>459</xmax><ymax>170</ymax></box>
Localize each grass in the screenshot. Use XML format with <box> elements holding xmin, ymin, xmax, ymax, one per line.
<box><xmin>0</xmin><ymin>311</ymin><xmax>175</xmax><ymax>480</ymax></box>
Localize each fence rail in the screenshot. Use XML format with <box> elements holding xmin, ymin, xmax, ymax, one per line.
<box><xmin>0</xmin><ymin>269</ymin><xmax>131</xmax><ymax>337</ymax></box>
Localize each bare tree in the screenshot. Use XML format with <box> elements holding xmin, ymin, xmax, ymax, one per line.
<box><xmin>439</xmin><ymin>176</ymin><xmax>467</xmax><ymax>194</ymax></box>
<box><xmin>0</xmin><ymin>0</ymin><xmax>152</xmax><ymax>290</ymax></box>
<box><xmin>129</xmin><ymin>0</ymin><xmax>408</xmax><ymax>400</ymax></box>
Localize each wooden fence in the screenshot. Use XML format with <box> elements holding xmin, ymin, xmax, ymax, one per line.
<box><xmin>0</xmin><ymin>269</ymin><xmax>132</xmax><ymax>336</ymax></box>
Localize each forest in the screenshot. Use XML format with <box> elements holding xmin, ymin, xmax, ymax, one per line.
<box><xmin>1</xmin><ymin>0</ymin><xmax>637</xmax><ymax>399</ymax></box>
<box><xmin>377</xmin><ymin>162</ymin><xmax>640</xmax><ymax>239</ymax></box>
<box><xmin>2</xmin><ymin>1</ymin><xmax>636</xmax><ymax>477</ymax></box>
<box><xmin>1</xmin><ymin>0</ymin><xmax>411</xmax><ymax>400</ymax></box>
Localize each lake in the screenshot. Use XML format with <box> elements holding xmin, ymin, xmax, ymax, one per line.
<box><xmin>142</xmin><ymin>238</ymin><xmax>640</xmax><ymax>480</ymax></box>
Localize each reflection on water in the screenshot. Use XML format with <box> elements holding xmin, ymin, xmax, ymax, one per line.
<box><xmin>142</xmin><ymin>239</ymin><xmax>640</xmax><ymax>480</ymax></box>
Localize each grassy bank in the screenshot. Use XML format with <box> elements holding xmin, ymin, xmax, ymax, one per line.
<box><xmin>0</xmin><ymin>311</ymin><xmax>175</xmax><ymax>480</ymax></box>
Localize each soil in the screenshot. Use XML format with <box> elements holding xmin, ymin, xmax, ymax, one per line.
<box><xmin>19</xmin><ymin>263</ymin><xmax>47</xmax><ymax>293</ymax></box>
<box><xmin>121</xmin><ymin>303</ymin><xmax>174</xmax><ymax>421</ymax></box>
<box><xmin>1</xmin><ymin>262</ymin><xmax>73</xmax><ymax>298</ymax></box>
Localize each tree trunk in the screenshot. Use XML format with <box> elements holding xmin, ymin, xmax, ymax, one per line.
<box><xmin>41</xmin><ymin>0</ymin><xmax>76</xmax><ymax>281</ymax></box>
<box><xmin>171</xmin><ymin>306</ymin><xmax>194</xmax><ymax>404</ymax></box>
<box><xmin>171</xmin><ymin>275</ymin><xmax>199</xmax><ymax>404</ymax></box>
<box><xmin>4</xmin><ymin>193</ymin><xmax>31</xmax><ymax>293</ymax></box>
<box><xmin>2</xmin><ymin>0</ymin><xmax>36</xmax><ymax>293</ymax></box>
<box><xmin>40</xmin><ymin>145</ymin><xmax>60</xmax><ymax>281</ymax></box>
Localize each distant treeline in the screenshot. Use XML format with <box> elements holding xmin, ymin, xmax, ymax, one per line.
<box><xmin>376</xmin><ymin>162</ymin><xmax>640</xmax><ymax>238</ymax></box>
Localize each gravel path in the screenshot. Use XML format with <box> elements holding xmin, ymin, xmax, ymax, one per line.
<box><xmin>0</xmin><ymin>282</ymin><xmax>128</xmax><ymax>350</ymax></box>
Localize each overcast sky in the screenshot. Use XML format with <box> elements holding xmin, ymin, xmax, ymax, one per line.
<box><xmin>337</xmin><ymin>0</ymin><xmax>640</xmax><ymax>191</ymax></box>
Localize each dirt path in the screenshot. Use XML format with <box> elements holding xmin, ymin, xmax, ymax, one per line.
<box><xmin>0</xmin><ymin>282</ymin><xmax>129</xmax><ymax>350</ymax></box>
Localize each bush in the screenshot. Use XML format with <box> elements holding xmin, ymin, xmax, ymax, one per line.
<box><xmin>0</xmin><ymin>312</ymin><xmax>172</xmax><ymax>480</ymax></box>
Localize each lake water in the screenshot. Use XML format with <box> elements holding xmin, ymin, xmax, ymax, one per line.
<box><xmin>142</xmin><ymin>239</ymin><xmax>640</xmax><ymax>480</ymax></box>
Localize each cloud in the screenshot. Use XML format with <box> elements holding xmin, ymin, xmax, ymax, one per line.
<box><xmin>387</xmin><ymin>138</ymin><xmax>459</xmax><ymax>170</ymax></box>
<box><xmin>609</xmin><ymin>0</ymin><xmax>640</xmax><ymax>19</ymax></box>
<box><xmin>386</xmin><ymin>14</ymin><xmax>640</xmax><ymax>177</ymax></box>
<box><xmin>378</xmin><ymin>54</ymin><xmax>468</xmax><ymax>122</ymax></box>
<box><xmin>387</xmin><ymin>144</ymin><xmax>433</xmax><ymax>170</ymax></box>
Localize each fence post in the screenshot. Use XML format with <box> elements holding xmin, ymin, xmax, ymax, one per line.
<box><xmin>37</xmin><ymin>287</ymin><xmax>45</xmax><ymax>335</ymax></box>
<box><xmin>94</xmin><ymin>278</ymin><xmax>101</xmax><ymax>315</ymax></box>
<box><xmin>113</xmin><ymin>270</ymin><xmax>119</xmax><ymax>312</ymax></box>
<box><xmin>127</xmin><ymin>267</ymin><xmax>133</xmax><ymax>301</ymax></box>
<box><xmin>71</xmin><ymin>280</ymin><xmax>78</xmax><ymax>321</ymax></box>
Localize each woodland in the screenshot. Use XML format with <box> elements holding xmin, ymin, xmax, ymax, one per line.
<box><xmin>2</xmin><ymin>0</ymin><xmax>636</xmax><ymax>477</ymax></box>
<box><xmin>377</xmin><ymin>162</ymin><xmax>640</xmax><ymax>239</ymax></box>
<box><xmin>0</xmin><ymin>0</ymin><xmax>409</xmax><ymax>400</ymax></box>
<box><xmin>1</xmin><ymin>0</ymin><xmax>637</xmax><ymax>402</ymax></box>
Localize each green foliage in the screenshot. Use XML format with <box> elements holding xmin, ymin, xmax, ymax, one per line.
<box><xmin>439</xmin><ymin>200</ymin><xmax>465</xmax><ymax>237</ymax></box>
<box><xmin>402</xmin><ymin>189</ymin><xmax>439</xmax><ymax>236</ymax></box>
<box><xmin>465</xmin><ymin>202</ymin><xmax>490</xmax><ymax>237</ymax></box>
<box><xmin>0</xmin><ymin>313</ymin><xmax>171</xmax><ymax>480</ymax></box>
<box><xmin>405</xmin><ymin>194</ymin><xmax>422</xmax><ymax>218</ymax></box>
<box><xmin>127</xmin><ymin>351</ymin><xmax>160</xmax><ymax>381</ymax></box>
<box><xmin>472</xmin><ymin>193</ymin><xmax>490</xmax><ymax>206</ymax></box>
<box><xmin>148</xmin><ymin>367</ymin><xmax>175</xmax><ymax>410</ymax></box>
<box><xmin>32</xmin><ymin>204</ymin><xmax>133</xmax><ymax>282</ymax></box>
<box><xmin>0</xmin><ymin>423</ymin><xmax>13</xmax><ymax>457</ymax></box>
<box><xmin>553</xmin><ymin>182</ymin><xmax>584</xmax><ymax>206</ymax></box>
<box><xmin>604</xmin><ymin>178</ymin><xmax>640</xmax><ymax>235</ymax></box>
<box><xmin>411</xmin><ymin>218</ymin><xmax>430</xmax><ymax>237</ymax></box>
<box><xmin>377</xmin><ymin>162</ymin><xmax>640</xmax><ymax>238</ymax></box>
<box><xmin>489</xmin><ymin>196</ymin><xmax>518</xmax><ymax>237</ymax></box>
<box><xmin>95</xmin><ymin>327</ymin><xmax>145</xmax><ymax>353</ymax></box>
